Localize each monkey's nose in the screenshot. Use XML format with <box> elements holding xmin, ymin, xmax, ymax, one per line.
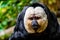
<box><xmin>32</xmin><ymin>20</ymin><xmax>38</xmax><ymax>30</ymax></box>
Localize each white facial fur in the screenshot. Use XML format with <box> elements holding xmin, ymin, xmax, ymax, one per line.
<box><xmin>24</xmin><ymin>7</ymin><xmax>48</xmax><ymax>33</ymax></box>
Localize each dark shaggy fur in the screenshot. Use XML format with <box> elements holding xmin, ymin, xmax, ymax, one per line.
<box><xmin>9</xmin><ymin>3</ymin><xmax>60</xmax><ymax>40</ymax></box>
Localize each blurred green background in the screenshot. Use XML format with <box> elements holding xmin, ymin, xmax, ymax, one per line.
<box><xmin>0</xmin><ymin>0</ymin><xmax>60</xmax><ymax>40</ymax></box>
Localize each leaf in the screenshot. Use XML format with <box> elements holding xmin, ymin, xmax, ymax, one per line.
<box><xmin>49</xmin><ymin>0</ymin><xmax>53</xmax><ymax>5</ymax></box>
<box><xmin>2</xmin><ymin>20</ymin><xmax>8</xmax><ymax>26</ymax></box>
<box><xmin>2</xmin><ymin>8</ymin><xmax>7</xmax><ymax>13</ymax></box>
<box><xmin>0</xmin><ymin>24</ymin><xmax>3</xmax><ymax>30</ymax></box>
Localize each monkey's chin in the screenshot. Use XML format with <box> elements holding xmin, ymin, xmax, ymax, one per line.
<box><xmin>33</xmin><ymin>29</ymin><xmax>45</xmax><ymax>33</ymax></box>
<box><xmin>29</xmin><ymin>30</ymin><xmax>43</xmax><ymax>34</ymax></box>
<box><xmin>27</xmin><ymin>29</ymin><xmax>44</xmax><ymax>34</ymax></box>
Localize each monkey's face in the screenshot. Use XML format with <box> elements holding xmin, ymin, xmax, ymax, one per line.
<box><xmin>24</xmin><ymin>7</ymin><xmax>48</xmax><ymax>33</ymax></box>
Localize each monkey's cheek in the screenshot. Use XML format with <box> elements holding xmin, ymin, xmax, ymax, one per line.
<box><xmin>25</xmin><ymin>23</ymin><xmax>35</xmax><ymax>33</ymax></box>
<box><xmin>37</xmin><ymin>21</ymin><xmax>48</xmax><ymax>33</ymax></box>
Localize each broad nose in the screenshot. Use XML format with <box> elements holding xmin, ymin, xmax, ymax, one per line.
<box><xmin>32</xmin><ymin>20</ymin><xmax>38</xmax><ymax>30</ymax></box>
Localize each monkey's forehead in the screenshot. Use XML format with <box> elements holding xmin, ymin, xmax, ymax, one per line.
<box><xmin>25</xmin><ymin>6</ymin><xmax>47</xmax><ymax>17</ymax></box>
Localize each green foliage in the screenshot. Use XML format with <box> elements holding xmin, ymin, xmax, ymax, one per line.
<box><xmin>0</xmin><ymin>0</ymin><xmax>31</xmax><ymax>31</ymax></box>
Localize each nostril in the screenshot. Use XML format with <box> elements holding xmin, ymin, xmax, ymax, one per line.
<box><xmin>32</xmin><ymin>20</ymin><xmax>38</xmax><ymax>26</ymax></box>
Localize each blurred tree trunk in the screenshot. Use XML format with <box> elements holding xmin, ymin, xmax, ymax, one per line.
<box><xmin>56</xmin><ymin>0</ymin><xmax>60</xmax><ymax>17</ymax></box>
<box><xmin>40</xmin><ymin>0</ymin><xmax>58</xmax><ymax>15</ymax></box>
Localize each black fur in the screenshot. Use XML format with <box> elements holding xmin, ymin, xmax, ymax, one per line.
<box><xmin>9</xmin><ymin>3</ymin><xmax>60</xmax><ymax>40</ymax></box>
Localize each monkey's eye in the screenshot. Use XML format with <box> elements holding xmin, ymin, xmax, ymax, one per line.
<box><xmin>35</xmin><ymin>17</ymin><xmax>41</xmax><ymax>20</ymax></box>
<box><xmin>28</xmin><ymin>17</ymin><xmax>41</xmax><ymax>20</ymax></box>
<box><xmin>28</xmin><ymin>17</ymin><xmax>33</xmax><ymax>20</ymax></box>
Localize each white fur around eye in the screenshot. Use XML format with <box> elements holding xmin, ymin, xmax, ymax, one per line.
<box><xmin>25</xmin><ymin>7</ymin><xmax>34</xmax><ymax>18</ymax></box>
<box><xmin>35</xmin><ymin>7</ymin><xmax>47</xmax><ymax>18</ymax></box>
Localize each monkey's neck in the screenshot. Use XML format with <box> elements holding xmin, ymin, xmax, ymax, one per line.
<box><xmin>28</xmin><ymin>32</ymin><xmax>48</xmax><ymax>37</ymax></box>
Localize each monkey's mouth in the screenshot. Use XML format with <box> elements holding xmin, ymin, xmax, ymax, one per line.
<box><xmin>32</xmin><ymin>25</ymin><xmax>40</xmax><ymax>31</ymax></box>
<box><xmin>33</xmin><ymin>26</ymin><xmax>38</xmax><ymax>30</ymax></box>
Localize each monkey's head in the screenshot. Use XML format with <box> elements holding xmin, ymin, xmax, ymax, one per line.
<box><xmin>15</xmin><ymin>3</ymin><xmax>59</xmax><ymax>35</ymax></box>
<box><xmin>24</xmin><ymin>6</ymin><xmax>48</xmax><ymax>33</ymax></box>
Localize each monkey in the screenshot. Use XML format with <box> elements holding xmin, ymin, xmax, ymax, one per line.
<box><xmin>9</xmin><ymin>3</ymin><xmax>60</xmax><ymax>40</ymax></box>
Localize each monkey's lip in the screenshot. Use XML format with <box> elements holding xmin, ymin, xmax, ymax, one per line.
<box><xmin>33</xmin><ymin>26</ymin><xmax>38</xmax><ymax>28</ymax></box>
<box><xmin>33</xmin><ymin>27</ymin><xmax>39</xmax><ymax>32</ymax></box>
<box><xmin>33</xmin><ymin>25</ymin><xmax>40</xmax><ymax>30</ymax></box>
